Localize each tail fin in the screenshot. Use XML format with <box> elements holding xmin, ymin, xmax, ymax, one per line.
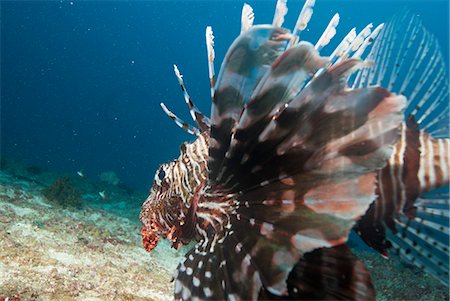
<box><xmin>353</xmin><ymin>12</ymin><xmax>450</xmax><ymax>286</ymax></box>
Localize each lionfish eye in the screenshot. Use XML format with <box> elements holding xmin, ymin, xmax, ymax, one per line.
<box><xmin>158</xmin><ymin>169</ymin><xmax>166</xmax><ymax>181</ymax></box>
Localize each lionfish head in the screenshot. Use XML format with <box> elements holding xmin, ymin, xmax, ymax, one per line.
<box><xmin>140</xmin><ymin>135</ymin><xmax>209</xmax><ymax>252</ymax></box>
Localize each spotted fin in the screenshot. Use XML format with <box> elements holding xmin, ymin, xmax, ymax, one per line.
<box><xmin>174</xmin><ymin>173</ymin><xmax>382</xmax><ymax>299</ymax></box>
<box><xmin>173</xmin><ymin>229</ymin><xmax>263</xmax><ymax>300</ymax></box>
<box><xmin>387</xmin><ymin>188</ymin><xmax>449</xmax><ymax>286</ymax></box>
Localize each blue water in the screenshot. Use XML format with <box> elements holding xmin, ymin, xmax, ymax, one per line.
<box><xmin>2</xmin><ymin>0</ymin><xmax>449</xmax><ymax>192</ymax></box>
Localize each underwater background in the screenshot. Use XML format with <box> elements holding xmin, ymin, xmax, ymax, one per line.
<box><xmin>1</xmin><ymin>0</ymin><xmax>449</xmax><ymax>300</ymax></box>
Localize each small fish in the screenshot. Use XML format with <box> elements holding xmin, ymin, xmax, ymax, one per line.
<box><xmin>99</xmin><ymin>190</ymin><xmax>108</xmax><ymax>201</ymax></box>
<box><xmin>77</xmin><ymin>170</ymin><xmax>85</xmax><ymax>178</ymax></box>
<box><xmin>140</xmin><ymin>1</ymin><xmax>449</xmax><ymax>300</ymax></box>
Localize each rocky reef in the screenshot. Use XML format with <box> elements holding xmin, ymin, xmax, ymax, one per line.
<box><xmin>42</xmin><ymin>177</ymin><xmax>83</xmax><ymax>209</ymax></box>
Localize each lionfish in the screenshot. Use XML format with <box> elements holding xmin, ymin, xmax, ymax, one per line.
<box><xmin>140</xmin><ymin>0</ymin><xmax>449</xmax><ymax>300</ymax></box>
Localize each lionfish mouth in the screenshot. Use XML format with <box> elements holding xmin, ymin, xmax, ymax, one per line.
<box><xmin>140</xmin><ymin>186</ymin><xmax>198</xmax><ymax>251</ymax></box>
<box><xmin>140</xmin><ymin>189</ymin><xmax>172</xmax><ymax>252</ymax></box>
<box><xmin>140</xmin><ymin>220</ymin><xmax>160</xmax><ymax>252</ymax></box>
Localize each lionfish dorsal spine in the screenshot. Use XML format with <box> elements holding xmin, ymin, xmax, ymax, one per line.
<box><xmin>173</xmin><ymin>64</ymin><xmax>210</xmax><ymax>131</ymax></box>
<box><xmin>314</xmin><ymin>13</ymin><xmax>340</xmax><ymax>51</ymax></box>
<box><xmin>158</xmin><ymin>62</ymin><xmax>211</xmax><ymax>135</ymax></box>
<box><xmin>328</xmin><ymin>27</ymin><xmax>357</xmax><ymax>64</ymax></box>
<box><xmin>333</xmin><ymin>23</ymin><xmax>373</xmax><ymax>66</ymax></box>
<box><xmin>205</xmin><ymin>26</ymin><xmax>216</xmax><ymax>101</ymax></box>
<box><xmin>353</xmin><ymin>23</ymin><xmax>385</xmax><ymax>59</ymax></box>
<box><xmin>350</xmin><ymin>23</ymin><xmax>384</xmax><ymax>89</ymax></box>
<box><xmin>272</xmin><ymin>0</ymin><xmax>288</xmax><ymax>28</ymax></box>
<box><xmin>241</xmin><ymin>3</ymin><xmax>254</xmax><ymax>33</ymax></box>
<box><xmin>160</xmin><ymin>102</ymin><xmax>200</xmax><ymax>136</ymax></box>
<box><xmin>288</xmin><ymin>0</ymin><xmax>316</xmax><ymax>48</ymax></box>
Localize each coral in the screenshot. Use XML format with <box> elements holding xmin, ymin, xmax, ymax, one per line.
<box><xmin>43</xmin><ymin>177</ymin><xmax>82</xmax><ymax>209</ymax></box>
<box><xmin>99</xmin><ymin>171</ymin><xmax>120</xmax><ymax>186</ymax></box>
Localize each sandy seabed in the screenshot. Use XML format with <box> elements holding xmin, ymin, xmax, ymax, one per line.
<box><xmin>0</xmin><ymin>171</ymin><xmax>179</xmax><ymax>301</ymax></box>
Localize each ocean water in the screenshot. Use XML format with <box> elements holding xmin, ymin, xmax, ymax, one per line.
<box><xmin>2</xmin><ymin>0</ymin><xmax>449</xmax><ymax>192</ymax></box>
<box><xmin>1</xmin><ymin>0</ymin><xmax>449</xmax><ymax>300</ymax></box>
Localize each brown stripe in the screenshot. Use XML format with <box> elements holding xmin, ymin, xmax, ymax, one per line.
<box><xmin>401</xmin><ymin>116</ymin><xmax>421</xmax><ymax>219</ymax></box>
<box><xmin>422</xmin><ymin>131</ymin><xmax>432</xmax><ymax>189</ymax></box>
<box><xmin>378</xmin><ymin>160</ymin><xmax>396</xmax><ymax>230</ymax></box>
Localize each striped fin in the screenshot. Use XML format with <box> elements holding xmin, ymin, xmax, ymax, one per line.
<box><xmin>173</xmin><ymin>65</ymin><xmax>210</xmax><ymax>131</ymax></box>
<box><xmin>350</xmin><ymin>23</ymin><xmax>385</xmax><ymax>89</ymax></box>
<box><xmin>208</xmin><ymin>25</ymin><xmax>291</xmax><ymax>185</ymax></box>
<box><xmin>160</xmin><ymin>102</ymin><xmax>200</xmax><ymax>136</ymax></box>
<box><xmin>244</xmin><ymin>42</ymin><xmax>328</xmax><ymax>124</ymax></box>
<box><xmin>174</xmin><ymin>173</ymin><xmax>379</xmax><ymax>299</ymax></box>
<box><xmin>225</xmin><ymin>172</ymin><xmax>379</xmax><ymax>297</ymax></box>
<box><xmin>387</xmin><ymin>189</ymin><xmax>449</xmax><ymax>285</ymax></box>
<box><xmin>203</xmin><ymin>66</ymin><xmax>405</xmax><ymax>295</ymax></box>
<box><xmin>209</xmin><ymin>42</ymin><xmax>328</xmax><ymax>186</ymax></box>
<box><xmin>173</xmin><ymin>175</ymin><xmax>380</xmax><ymax>300</ymax></box>
<box><xmin>356</xmin><ymin>12</ymin><xmax>449</xmax><ymax>138</ymax></box>
<box><xmin>210</xmin><ymin>54</ymin><xmax>405</xmax><ymax>194</ymax></box>
<box><xmin>168</xmin><ymin>4</ymin><xmax>414</xmax><ymax>300</ymax></box>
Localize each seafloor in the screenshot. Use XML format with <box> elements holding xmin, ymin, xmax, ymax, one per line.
<box><xmin>0</xmin><ymin>158</ymin><xmax>448</xmax><ymax>300</ymax></box>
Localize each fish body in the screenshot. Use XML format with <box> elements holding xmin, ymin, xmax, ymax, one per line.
<box><xmin>140</xmin><ymin>1</ymin><xmax>449</xmax><ymax>299</ymax></box>
<box><xmin>99</xmin><ymin>190</ymin><xmax>108</xmax><ymax>201</ymax></box>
